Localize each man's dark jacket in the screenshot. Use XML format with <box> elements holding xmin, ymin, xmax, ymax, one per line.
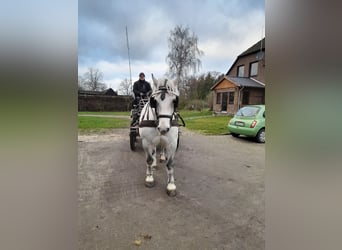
<box><xmin>133</xmin><ymin>80</ymin><xmax>152</xmax><ymax>98</ymax></box>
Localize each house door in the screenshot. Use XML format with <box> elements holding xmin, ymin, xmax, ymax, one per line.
<box><xmin>221</xmin><ymin>92</ymin><xmax>228</xmax><ymax>111</ymax></box>
<box><xmin>227</xmin><ymin>91</ymin><xmax>235</xmax><ymax>113</ymax></box>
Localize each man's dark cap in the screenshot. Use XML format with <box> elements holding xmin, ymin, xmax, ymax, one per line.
<box><xmin>139</xmin><ymin>72</ymin><xmax>145</xmax><ymax>77</ymax></box>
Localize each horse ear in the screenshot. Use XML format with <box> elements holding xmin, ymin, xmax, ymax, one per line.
<box><xmin>151</xmin><ymin>74</ymin><xmax>158</xmax><ymax>89</ymax></box>
<box><xmin>170</xmin><ymin>80</ymin><xmax>180</xmax><ymax>96</ymax></box>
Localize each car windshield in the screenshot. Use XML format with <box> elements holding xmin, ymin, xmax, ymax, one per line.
<box><xmin>236</xmin><ymin>106</ymin><xmax>260</xmax><ymax>117</ymax></box>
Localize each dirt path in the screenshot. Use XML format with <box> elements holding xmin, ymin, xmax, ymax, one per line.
<box><xmin>78</xmin><ymin>128</ymin><xmax>264</xmax><ymax>249</ymax></box>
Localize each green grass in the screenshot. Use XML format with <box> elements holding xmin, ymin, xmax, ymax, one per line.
<box><xmin>78</xmin><ymin>111</ymin><xmax>130</xmax><ymax>116</ymax></box>
<box><xmin>77</xmin><ymin>109</ymin><xmax>232</xmax><ymax>135</ymax></box>
<box><xmin>177</xmin><ymin>109</ymin><xmax>231</xmax><ymax>135</ymax></box>
<box><xmin>184</xmin><ymin>116</ymin><xmax>231</xmax><ymax>135</ymax></box>
<box><xmin>78</xmin><ymin>116</ymin><xmax>129</xmax><ymax>133</ymax></box>
<box><xmin>178</xmin><ymin>109</ymin><xmax>212</xmax><ymax>118</ymax></box>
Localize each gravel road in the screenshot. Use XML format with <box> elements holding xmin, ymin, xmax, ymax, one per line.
<box><xmin>78</xmin><ymin>128</ymin><xmax>264</xmax><ymax>249</ymax></box>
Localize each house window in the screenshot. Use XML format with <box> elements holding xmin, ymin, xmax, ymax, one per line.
<box><xmin>216</xmin><ymin>93</ymin><xmax>221</xmax><ymax>104</ymax></box>
<box><xmin>250</xmin><ymin>62</ymin><xmax>258</xmax><ymax>76</ymax></box>
<box><xmin>237</xmin><ymin>65</ymin><xmax>245</xmax><ymax>77</ymax></box>
<box><xmin>228</xmin><ymin>92</ymin><xmax>234</xmax><ymax>104</ymax></box>
<box><xmin>242</xmin><ymin>91</ymin><xmax>249</xmax><ymax>104</ymax></box>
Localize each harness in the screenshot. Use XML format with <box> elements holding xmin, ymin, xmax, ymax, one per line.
<box><xmin>139</xmin><ymin>82</ymin><xmax>185</xmax><ymax>128</ymax></box>
<box><xmin>139</xmin><ymin>112</ymin><xmax>185</xmax><ymax>128</ymax></box>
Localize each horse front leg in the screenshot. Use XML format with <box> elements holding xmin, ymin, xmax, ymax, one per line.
<box><xmin>142</xmin><ymin>140</ymin><xmax>157</xmax><ymax>188</ymax></box>
<box><xmin>165</xmin><ymin>150</ymin><xmax>176</xmax><ymax>196</ymax></box>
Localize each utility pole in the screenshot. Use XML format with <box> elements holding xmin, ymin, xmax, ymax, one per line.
<box><xmin>126</xmin><ymin>26</ymin><xmax>133</xmax><ymax>94</ymax></box>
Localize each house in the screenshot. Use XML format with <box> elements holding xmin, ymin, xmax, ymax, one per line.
<box><xmin>211</xmin><ymin>38</ymin><xmax>265</xmax><ymax>114</ymax></box>
<box><xmin>78</xmin><ymin>88</ymin><xmax>118</xmax><ymax>96</ymax></box>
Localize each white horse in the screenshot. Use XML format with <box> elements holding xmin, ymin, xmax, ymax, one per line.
<box><xmin>139</xmin><ymin>74</ymin><xmax>180</xmax><ymax>196</ymax></box>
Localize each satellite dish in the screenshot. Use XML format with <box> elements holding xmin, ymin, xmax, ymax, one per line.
<box><xmin>256</xmin><ymin>51</ymin><xmax>264</xmax><ymax>61</ymax></box>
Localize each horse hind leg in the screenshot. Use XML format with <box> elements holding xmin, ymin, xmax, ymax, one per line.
<box><xmin>160</xmin><ymin>147</ymin><xmax>167</xmax><ymax>163</ymax></box>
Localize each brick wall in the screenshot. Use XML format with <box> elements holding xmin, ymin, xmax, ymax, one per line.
<box><xmin>78</xmin><ymin>95</ymin><xmax>132</xmax><ymax>111</ymax></box>
<box><xmin>212</xmin><ymin>87</ymin><xmax>264</xmax><ymax>114</ymax></box>
<box><xmin>228</xmin><ymin>53</ymin><xmax>265</xmax><ymax>83</ymax></box>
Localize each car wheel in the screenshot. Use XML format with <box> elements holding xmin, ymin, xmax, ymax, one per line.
<box><xmin>231</xmin><ymin>133</ymin><xmax>239</xmax><ymax>138</ymax></box>
<box><xmin>256</xmin><ymin>128</ymin><xmax>265</xmax><ymax>143</ymax></box>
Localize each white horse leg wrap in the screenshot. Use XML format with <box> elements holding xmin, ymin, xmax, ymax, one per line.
<box><xmin>167</xmin><ymin>183</ymin><xmax>176</xmax><ymax>191</ymax></box>
<box><xmin>145</xmin><ymin>175</ymin><xmax>154</xmax><ymax>183</ymax></box>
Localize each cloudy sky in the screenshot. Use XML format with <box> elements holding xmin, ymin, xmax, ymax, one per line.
<box><xmin>79</xmin><ymin>0</ymin><xmax>265</xmax><ymax>92</ymax></box>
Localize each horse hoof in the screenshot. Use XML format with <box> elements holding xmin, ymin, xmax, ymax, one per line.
<box><xmin>145</xmin><ymin>181</ymin><xmax>155</xmax><ymax>188</ymax></box>
<box><xmin>145</xmin><ymin>176</ymin><xmax>154</xmax><ymax>188</ymax></box>
<box><xmin>159</xmin><ymin>156</ymin><xmax>168</xmax><ymax>163</ymax></box>
<box><xmin>166</xmin><ymin>189</ymin><xmax>177</xmax><ymax>197</ymax></box>
<box><xmin>166</xmin><ymin>183</ymin><xmax>177</xmax><ymax>196</ymax></box>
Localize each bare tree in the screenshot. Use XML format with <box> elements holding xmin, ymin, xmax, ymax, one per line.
<box><xmin>82</xmin><ymin>67</ymin><xmax>107</xmax><ymax>91</ymax></box>
<box><xmin>166</xmin><ymin>25</ymin><xmax>204</xmax><ymax>94</ymax></box>
<box><xmin>118</xmin><ymin>78</ymin><xmax>133</xmax><ymax>95</ymax></box>
<box><xmin>78</xmin><ymin>75</ymin><xmax>85</xmax><ymax>91</ymax></box>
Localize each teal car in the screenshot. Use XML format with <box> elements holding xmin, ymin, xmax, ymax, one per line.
<box><xmin>228</xmin><ymin>105</ymin><xmax>265</xmax><ymax>143</ymax></box>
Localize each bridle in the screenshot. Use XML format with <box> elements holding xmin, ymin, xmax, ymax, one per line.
<box><xmin>149</xmin><ymin>84</ymin><xmax>178</xmax><ymax>124</ymax></box>
<box><xmin>139</xmin><ymin>80</ymin><xmax>185</xmax><ymax>128</ymax></box>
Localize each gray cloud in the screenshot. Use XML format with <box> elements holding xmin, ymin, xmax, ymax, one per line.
<box><xmin>79</xmin><ymin>0</ymin><xmax>264</xmax><ymax>90</ymax></box>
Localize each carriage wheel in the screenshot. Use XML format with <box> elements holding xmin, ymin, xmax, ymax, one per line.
<box><xmin>130</xmin><ymin>131</ymin><xmax>136</xmax><ymax>151</ymax></box>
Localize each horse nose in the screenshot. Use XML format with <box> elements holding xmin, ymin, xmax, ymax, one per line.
<box><xmin>158</xmin><ymin>127</ymin><xmax>170</xmax><ymax>135</ymax></box>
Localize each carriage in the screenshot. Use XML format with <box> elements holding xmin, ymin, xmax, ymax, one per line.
<box><xmin>129</xmin><ymin>96</ymin><xmax>149</xmax><ymax>151</ymax></box>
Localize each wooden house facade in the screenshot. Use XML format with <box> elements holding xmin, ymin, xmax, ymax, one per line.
<box><xmin>211</xmin><ymin>38</ymin><xmax>265</xmax><ymax>114</ymax></box>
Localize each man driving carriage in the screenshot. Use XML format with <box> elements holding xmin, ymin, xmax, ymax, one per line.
<box><xmin>131</xmin><ymin>72</ymin><xmax>152</xmax><ymax>125</ymax></box>
<box><xmin>133</xmin><ymin>72</ymin><xmax>152</xmax><ymax>105</ymax></box>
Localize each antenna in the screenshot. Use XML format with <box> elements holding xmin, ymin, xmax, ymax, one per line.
<box><xmin>260</xmin><ymin>24</ymin><xmax>264</xmax><ymax>51</ymax></box>
<box><xmin>256</xmin><ymin>25</ymin><xmax>264</xmax><ymax>61</ymax></box>
<box><xmin>126</xmin><ymin>26</ymin><xmax>133</xmax><ymax>94</ymax></box>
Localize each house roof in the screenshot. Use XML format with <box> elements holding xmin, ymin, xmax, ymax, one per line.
<box><xmin>226</xmin><ymin>37</ymin><xmax>265</xmax><ymax>75</ymax></box>
<box><xmin>227</xmin><ymin>76</ymin><xmax>265</xmax><ymax>88</ymax></box>
<box><xmin>210</xmin><ymin>76</ymin><xmax>265</xmax><ymax>90</ymax></box>
<box><xmin>239</xmin><ymin>38</ymin><xmax>265</xmax><ymax>57</ymax></box>
<box><xmin>78</xmin><ymin>90</ymin><xmax>102</xmax><ymax>95</ymax></box>
<box><xmin>78</xmin><ymin>88</ymin><xmax>117</xmax><ymax>96</ymax></box>
<box><xmin>103</xmin><ymin>88</ymin><xmax>117</xmax><ymax>96</ymax></box>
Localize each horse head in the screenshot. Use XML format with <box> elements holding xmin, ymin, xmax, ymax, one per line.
<box><xmin>150</xmin><ymin>74</ymin><xmax>179</xmax><ymax>135</ymax></box>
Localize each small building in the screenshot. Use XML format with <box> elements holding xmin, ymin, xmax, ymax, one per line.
<box><xmin>78</xmin><ymin>88</ymin><xmax>118</xmax><ymax>96</ymax></box>
<box><xmin>211</xmin><ymin>38</ymin><xmax>265</xmax><ymax>114</ymax></box>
